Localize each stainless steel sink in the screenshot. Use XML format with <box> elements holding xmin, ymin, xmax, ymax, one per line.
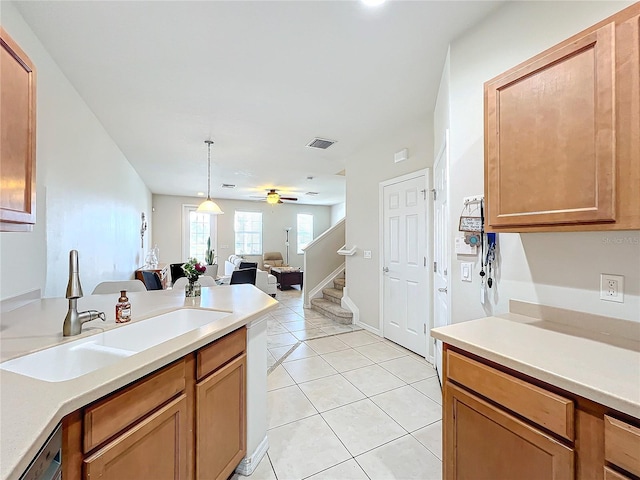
<box><xmin>0</xmin><ymin>308</ymin><xmax>231</xmax><ymax>382</ymax></box>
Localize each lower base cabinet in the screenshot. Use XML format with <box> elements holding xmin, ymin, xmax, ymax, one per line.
<box><xmin>84</xmin><ymin>395</ymin><xmax>188</xmax><ymax>479</ymax></box>
<box><xmin>443</xmin><ymin>345</ymin><xmax>640</xmax><ymax>480</ymax></box>
<box><xmin>446</xmin><ymin>383</ymin><xmax>574</xmax><ymax>479</ymax></box>
<box><xmin>62</xmin><ymin>326</ymin><xmax>247</xmax><ymax>480</ymax></box>
<box><xmin>196</xmin><ymin>354</ymin><xmax>246</xmax><ymax>480</ymax></box>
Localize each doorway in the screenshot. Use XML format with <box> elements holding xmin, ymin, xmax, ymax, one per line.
<box><xmin>433</xmin><ymin>131</ymin><xmax>451</xmax><ymax>384</ymax></box>
<box><xmin>380</xmin><ymin>169</ymin><xmax>429</xmax><ymax>357</ymax></box>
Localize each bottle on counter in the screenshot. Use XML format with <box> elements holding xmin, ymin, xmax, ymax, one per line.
<box><xmin>115</xmin><ymin>290</ymin><xmax>131</xmax><ymax>323</ymax></box>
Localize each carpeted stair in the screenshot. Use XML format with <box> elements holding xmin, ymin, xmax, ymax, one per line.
<box><xmin>310</xmin><ymin>276</ymin><xmax>353</xmax><ymax>325</ymax></box>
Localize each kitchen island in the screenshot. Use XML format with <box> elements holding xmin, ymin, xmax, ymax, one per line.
<box><xmin>432</xmin><ymin>301</ymin><xmax>640</xmax><ymax>479</ymax></box>
<box><xmin>0</xmin><ymin>285</ymin><xmax>278</xmax><ymax>480</ymax></box>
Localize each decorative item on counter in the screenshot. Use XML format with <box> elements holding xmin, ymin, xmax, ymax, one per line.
<box><xmin>205</xmin><ymin>237</ymin><xmax>216</xmax><ymax>265</ymax></box>
<box><xmin>115</xmin><ymin>290</ymin><xmax>131</xmax><ymax>323</ymax></box>
<box><xmin>182</xmin><ymin>257</ymin><xmax>206</xmax><ymax>297</ymax></box>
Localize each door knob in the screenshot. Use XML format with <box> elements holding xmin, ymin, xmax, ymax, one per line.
<box><xmin>438</xmin><ymin>287</ymin><xmax>447</xmax><ymax>293</ymax></box>
<box><xmin>383</xmin><ymin>267</ymin><xmax>389</xmax><ymax>273</ymax></box>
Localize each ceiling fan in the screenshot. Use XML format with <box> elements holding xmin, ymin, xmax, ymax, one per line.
<box><xmin>252</xmin><ymin>189</ymin><xmax>298</xmax><ymax>204</ymax></box>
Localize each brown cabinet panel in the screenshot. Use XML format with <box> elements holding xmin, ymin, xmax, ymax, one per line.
<box><xmin>84</xmin><ymin>359</ymin><xmax>186</xmax><ymax>452</ymax></box>
<box><xmin>197</xmin><ymin>326</ymin><xmax>246</xmax><ymax>380</ymax></box>
<box><xmin>604</xmin><ymin>467</ymin><xmax>632</xmax><ymax>480</ymax></box>
<box><xmin>444</xmin><ymin>382</ymin><xmax>574</xmax><ymax>480</ymax></box>
<box><xmin>486</xmin><ymin>23</ymin><xmax>616</xmax><ymax>228</ymax></box>
<box><xmin>484</xmin><ymin>4</ymin><xmax>640</xmax><ymax>232</ymax></box>
<box><xmin>84</xmin><ymin>394</ymin><xmax>188</xmax><ymax>480</ymax></box>
<box><xmin>196</xmin><ymin>353</ymin><xmax>246</xmax><ymax>480</ymax></box>
<box><xmin>446</xmin><ymin>350</ymin><xmax>574</xmax><ymax>440</ymax></box>
<box><xmin>604</xmin><ymin>415</ymin><xmax>640</xmax><ymax>477</ymax></box>
<box><xmin>0</xmin><ymin>28</ymin><xmax>36</xmax><ymax>232</ymax></box>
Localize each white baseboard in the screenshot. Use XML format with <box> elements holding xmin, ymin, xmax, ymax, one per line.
<box><xmin>235</xmin><ymin>435</ymin><xmax>269</xmax><ymax>476</ymax></box>
<box><xmin>355</xmin><ymin>317</ymin><xmax>381</xmax><ymax>337</ymax></box>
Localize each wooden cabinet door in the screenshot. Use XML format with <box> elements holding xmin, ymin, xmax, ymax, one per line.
<box><xmin>0</xmin><ymin>28</ymin><xmax>36</xmax><ymax>232</ymax></box>
<box><xmin>196</xmin><ymin>353</ymin><xmax>246</xmax><ymax>480</ymax></box>
<box><xmin>84</xmin><ymin>395</ymin><xmax>188</xmax><ymax>480</ymax></box>
<box><xmin>444</xmin><ymin>382</ymin><xmax>574</xmax><ymax>480</ymax></box>
<box><xmin>485</xmin><ymin>22</ymin><xmax>616</xmax><ymax>228</ymax></box>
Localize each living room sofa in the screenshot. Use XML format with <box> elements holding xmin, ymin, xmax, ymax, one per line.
<box><xmin>225</xmin><ymin>255</ymin><xmax>277</xmax><ymax>297</ymax></box>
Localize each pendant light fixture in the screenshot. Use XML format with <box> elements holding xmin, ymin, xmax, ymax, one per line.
<box><xmin>197</xmin><ymin>140</ymin><xmax>224</xmax><ymax>215</ymax></box>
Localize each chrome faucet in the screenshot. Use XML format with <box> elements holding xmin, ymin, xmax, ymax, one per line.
<box><xmin>63</xmin><ymin>250</ymin><xmax>105</xmax><ymax>336</ymax></box>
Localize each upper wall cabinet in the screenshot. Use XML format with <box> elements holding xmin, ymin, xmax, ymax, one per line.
<box><xmin>1</xmin><ymin>27</ymin><xmax>36</xmax><ymax>232</ymax></box>
<box><xmin>484</xmin><ymin>4</ymin><xmax>639</xmax><ymax>232</ymax></box>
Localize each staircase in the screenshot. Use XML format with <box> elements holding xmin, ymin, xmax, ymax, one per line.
<box><xmin>310</xmin><ymin>276</ymin><xmax>353</xmax><ymax>325</ymax></box>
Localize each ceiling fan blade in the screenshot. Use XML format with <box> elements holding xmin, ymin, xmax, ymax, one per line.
<box><xmin>279</xmin><ymin>197</ymin><xmax>298</xmax><ymax>201</ymax></box>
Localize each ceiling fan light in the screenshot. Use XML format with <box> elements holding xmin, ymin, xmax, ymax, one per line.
<box><xmin>197</xmin><ymin>198</ymin><xmax>224</xmax><ymax>214</ymax></box>
<box><xmin>266</xmin><ymin>192</ymin><xmax>280</xmax><ymax>204</ymax></box>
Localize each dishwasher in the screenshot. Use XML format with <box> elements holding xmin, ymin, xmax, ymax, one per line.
<box><xmin>20</xmin><ymin>424</ymin><xmax>61</xmax><ymax>480</ymax></box>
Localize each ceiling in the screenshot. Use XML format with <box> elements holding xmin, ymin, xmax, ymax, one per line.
<box><xmin>14</xmin><ymin>0</ymin><xmax>502</xmax><ymax>206</ymax></box>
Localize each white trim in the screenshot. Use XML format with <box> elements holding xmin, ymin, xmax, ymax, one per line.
<box><xmin>235</xmin><ymin>435</ymin><xmax>269</xmax><ymax>476</ymax></box>
<box><xmin>341</xmin><ymin>286</ymin><xmax>360</xmax><ymax>325</ymax></box>
<box><xmin>432</xmin><ymin>130</ymin><xmax>451</xmax><ymax>367</ymax></box>
<box><xmin>305</xmin><ymin>264</ymin><xmax>345</xmax><ymax>308</ymax></box>
<box><xmin>355</xmin><ymin>315</ymin><xmax>380</xmax><ymax>337</ymax></box>
<box><xmin>302</xmin><ymin>217</ymin><xmax>345</xmax><ymax>251</ymax></box>
<box><xmin>378</xmin><ymin>168</ymin><xmax>431</xmax><ymax>351</ymax></box>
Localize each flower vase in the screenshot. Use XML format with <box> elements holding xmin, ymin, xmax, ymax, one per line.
<box><xmin>185</xmin><ymin>278</ymin><xmax>201</xmax><ymax>297</ymax></box>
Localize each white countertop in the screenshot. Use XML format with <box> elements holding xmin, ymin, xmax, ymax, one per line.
<box><xmin>0</xmin><ymin>285</ymin><xmax>278</xmax><ymax>480</ymax></box>
<box><xmin>431</xmin><ymin>312</ymin><xmax>640</xmax><ymax>419</ymax></box>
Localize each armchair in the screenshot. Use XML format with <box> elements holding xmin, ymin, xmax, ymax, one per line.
<box><xmin>262</xmin><ymin>252</ymin><xmax>288</xmax><ymax>274</ymax></box>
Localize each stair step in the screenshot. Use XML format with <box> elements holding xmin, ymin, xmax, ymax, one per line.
<box><xmin>333</xmin><ymin>277</ymin><xmax>346</xmax><ymax>289</ymax></box>
<box><xmin>310</xmin><ymin>298</ymin><xmax>353</xmax><ymax>325</ymax></box>
<box><xmin>322</xmin><ymin>287</ymin><xmax>343</xmax><ymax>304</ymax></box>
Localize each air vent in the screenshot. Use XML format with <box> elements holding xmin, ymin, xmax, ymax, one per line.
<box><xmin>305</xmin><ymin>192</ymin><xmax>319</xmax><ymax>196</ymax></box>
<box><xmin>306</xmin><ymin>138</ymin><xmax>336</xmax><ymax>149</ymax></box>
<box><xmin>221</xmin><ymin>183</ymin><xmax>236</xmax><ymax>189</ymax></box>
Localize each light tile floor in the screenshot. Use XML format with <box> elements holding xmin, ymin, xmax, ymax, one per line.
<box><xmin>233</xmin><ymin>288</ymin><xmax>443</xmax><ymax>480</ymax></box>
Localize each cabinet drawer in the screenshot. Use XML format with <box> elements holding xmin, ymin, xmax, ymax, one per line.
<box><xmin>604</xmin><ymin>415</ymin><xmax>640</xmax><ymax>476</ymax></box>
<box><xmin>197</xmin><ymin>327</ymin><xmax>246</xmax><ymax>381</ymax></box>
<box><xmin>83</xmin><ymin>359</ymin><xmax>186</xmax><ymax>452</ymax></box>
<box><xmin>604</xmin><ymin>466</ymin><xmax>632</xmax><ymax>480</ymax></box>
<box><xmin>446</xmin><ymin>350</ymin><xmax>574</xmax><ymax>440</ymax></box>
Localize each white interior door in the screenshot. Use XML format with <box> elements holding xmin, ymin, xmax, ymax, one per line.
<box><xmin>433</xmin><ymin>132</ymin><xmax>450</xmax><ymax>384</ymax></box>
<box><xmin>382</xmin><ymin>172</ymin><xmax>428</xmax><ymax>357</ymax></box>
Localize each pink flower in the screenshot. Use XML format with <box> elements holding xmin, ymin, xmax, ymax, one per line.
<box><xmin>195</xmin><ymin>263</ymin><xmax>206</xmax><ymax>274</ymax></box>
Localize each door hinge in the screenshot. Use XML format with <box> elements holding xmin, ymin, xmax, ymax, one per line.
<box><xmin>424</xmin><ymin>256</ymin><xmax>427</xmax><ymax>267</ymax></box>
<box><xmin>433</xmin><ymin>261</ymin><xmax>437</xmax><ymax>273</ymax></box>
<box><xmin>424</xmin><ymin>324</ymin><xmax>427</xmax><ymax>334</ymax></box>
<box><xmin>432</xmin><ymin>188</ymin><xmax>437</xmax><ymax>201</ymax></box>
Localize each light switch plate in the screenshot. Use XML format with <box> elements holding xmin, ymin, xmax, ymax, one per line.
<box><xmin>364</xmin><ymin>250</ymin><xmax>372</xmax><ymax>259</ymax></box>
<box><xmin>461</xmin><ymin>263</ymin><xmax>473</xmax><ymax>282</ymax></box>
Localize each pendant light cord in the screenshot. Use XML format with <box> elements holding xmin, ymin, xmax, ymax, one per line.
<box><xmin>205</xmin><ymin>140</ymin><xmax>214</xmax><ymax>200</ymax></box>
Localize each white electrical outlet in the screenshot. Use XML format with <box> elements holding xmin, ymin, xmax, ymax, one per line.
<box><xmin>364</xmin><ymin>250</ymin><xmax>372</xmax><ymax>259</ymax></box>
<box><xmin>600</xmin><ymin>274</ymin><xmax>624</xmax><ymax>303</ymax></box>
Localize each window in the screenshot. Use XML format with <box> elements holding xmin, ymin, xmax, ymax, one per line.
<box><xmin>182</xmin><ymin>206</ymin><xmax>217</xmax><ymax>263</ymax></box>
<box><xmin>234</xmin><ymin>211</ymin><xmax>262</xmax><ymax>255</ymax></box>
<box><xmin>297</xmin><ymin>213</ymin><xmax>314</xmax><ymax>254</ymax></box>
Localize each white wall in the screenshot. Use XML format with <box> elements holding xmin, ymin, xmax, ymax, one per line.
<box><xmin>151</xmin><ymin>195</ymin><xmax>331</xmax><ymax>269</ymax></box>
<box><xmin>438</xmin><ymin>0</ymin><xmax>639</xmax><ymax>323</ymax></box>
<box><xmin>0</xmin><ymin>1</ymin><xmax>152</xmax><ymax>299</ymax></box>
<box><xmin>330</xmin><ymin>203</ymin><xmax>345</xmax><ymax>225</ymax></box>
<box><xmin>345</xmin><ymin>118</ymin><xmax>433</xmax><ymax>330</ymax></box>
